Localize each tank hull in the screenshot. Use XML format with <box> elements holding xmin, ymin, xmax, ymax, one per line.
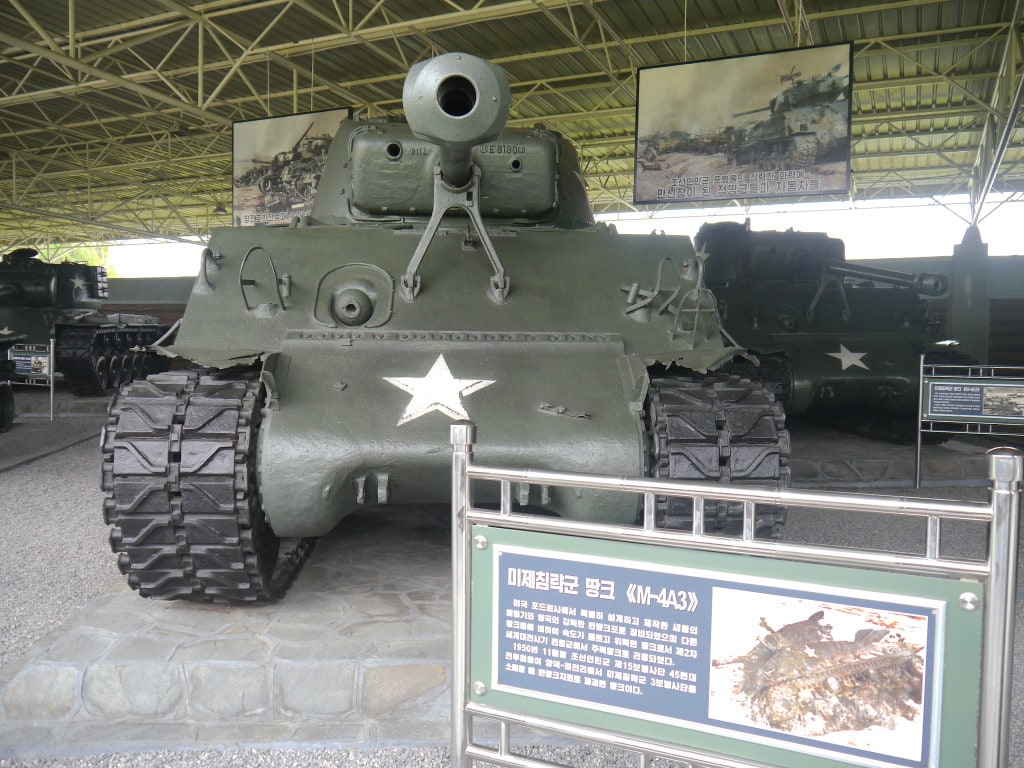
<box><xmin>172</xmin><ymin>223</ymin><xmax>736</xmax><ymax>536</ymax></box>
<box><xmin>258</xmin><ymin>335</ymin><xmax>643</xmax><ymax>536</ymax></box>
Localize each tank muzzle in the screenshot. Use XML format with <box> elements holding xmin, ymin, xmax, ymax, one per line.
<box><xmin>912</xmin><ymin>273</ymin><xmax>949</xmax><ymax>297</ymax></box>
<box><xmin>402</xmin><ymin>52</ymin><xmax>510</xmax><ymax>188</ymax></box>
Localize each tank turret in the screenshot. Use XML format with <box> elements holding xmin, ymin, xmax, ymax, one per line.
<box><xmin>402</xmin><ymin>52</ymin><xmax>509</xmax><ymax>188</ymax></box>
<box><xmin>696</xmin><ymin>219</ymin><xmax>957</xmax><ymax>442</ymax></box>
<box><xmin>0</xmin><ymin>248</ymin><xmax>168</xmax><ymax>394</ymax></box>
<box><xmin>101</xmin><ymin>53</ymin><xmax>791</xmax><ymax>603</ymax></box>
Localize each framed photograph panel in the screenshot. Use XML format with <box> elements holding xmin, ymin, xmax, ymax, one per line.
<box><xmin>232</xmin><ymin>108</ymin><xmax>350</xmax><ymax>226</ymax></box>
<box><xmin>634</xmin><ymin>44</ymin><xmax>852</xmax><ymax>205</ymax></box>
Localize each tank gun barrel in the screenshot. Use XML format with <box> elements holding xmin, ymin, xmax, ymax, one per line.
<box><xmin>402</xmin><ymin>52</ymin><xmax>510</xmax><ymax>189</ymax></box>
<box><xmin>732</xmin><ymin>106</ymin><xmax>768</xmax><ymax>118</ymax></box>
<box><xmin>824</xmin><ymin>262</ymin><xmax>949</xmax><ymax>297</ymax></box>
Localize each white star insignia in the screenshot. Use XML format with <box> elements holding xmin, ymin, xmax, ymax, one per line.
<box><xmin>826</xmin><ymin>344</ymin><xmax>869</xmax><ymax>371</ymax></box>
<box><xmin>0</xmin><ymin>327</ymin><xmax>13</xmax><ymax>336</ymax></box>
<box><xmin>70</xmin><ymin>276</ymin><xmax>87</xmax><ymax>293</ymax></box>
<box><xmin>384</xmin><ymin>354</ymin><xmax>495</xmax><ymax>426</ymax></box>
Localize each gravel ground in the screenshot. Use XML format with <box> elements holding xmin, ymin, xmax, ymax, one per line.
<box><xmin>0</xmin><ymin>439</ymin><xmax>122</xmax><ymax>668</ymax></box>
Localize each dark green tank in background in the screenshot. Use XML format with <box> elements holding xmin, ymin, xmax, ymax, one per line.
<box><xmin>0</xmin><ymin>248</ymin><xmax>169</xmax><ymax>396</ymax></box>
<box><xmin>102</xmin><ymin>53</ymin><xmax>790</xmax><ymax>603</ymax></box>
<box><xmin>0</xmin><ymin>331</ymin><xmax>24</xmax><ymax>431</ymax></box>
<box><xmin>695</xmin><ymin>219</ymin><xmax>960</xmax><ymax>442</ymax></box>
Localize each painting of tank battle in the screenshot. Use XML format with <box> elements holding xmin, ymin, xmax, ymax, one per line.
<box><xmin>708</xmin><ymin>588</ymin><xmax>934</xmax><ymax>765</ymax></box>
<box><xmin>634</xmin><ymin>43</ymin><xmax>852</xmax><ymax>205</ymax></box>
<box><xmin>982</xmin><ymin>385</ymin><xmax>1024</xmax><ymax>417</ymax></box>
<box><xmin>232</xmin><ymin>108</ymin><xmax>349</xmax><ymax>226</ymax></box>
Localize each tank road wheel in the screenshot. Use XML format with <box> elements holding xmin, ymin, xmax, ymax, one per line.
<box><xmin>126</xmin><ymin>353</ymin><xmax>142</xmax><ymax>381</ymax></box>
<box><xmin>0</xmin><ymin>384</ymin><xmax>14</xmax><ymax>432</ymax></box>
<box><xmin>646</xmin><ymin>373</ymin><xmax>790</xmax><ymax>538</ymax></box>
<box><xmin>108</xmin><ymin>355</ymin><xmax>125</xmax><ymax>389</ymax></box>
<box><xmin>101</xmin><ymin>370</ymin><xmax>316</xmax><ymax>602</ymax></box>
<box><xmin>93</xmin><ymin>355</ymin><xmax>112</xmax><ymax>392</ymax></box>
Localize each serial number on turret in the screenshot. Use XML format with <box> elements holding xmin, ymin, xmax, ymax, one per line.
<box><xmin>479</xmin><ymin>144</ymin><xmax>528</xmax><ymax>155</ymax></box>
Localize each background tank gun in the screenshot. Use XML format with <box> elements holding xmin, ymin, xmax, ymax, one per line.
<box><xmin>696</xmin><ymin>219</ymin><xmax>960</xmax><ymax>442</ymax></box>
<box><xmin>101</xmin><ymin>52</ymin><xmax>791</xmax><ymax>603</ymax></box>
<box><xmin>0</xmin><ymin>248</ymin><xmax>168</xmax><ymax>395</ymax></box>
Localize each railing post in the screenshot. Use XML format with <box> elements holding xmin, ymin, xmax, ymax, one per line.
<box><xmin>978</xmin><ymin>447</ymin><xmax>1021</xmax><ymax>768</ymax></box>
<box><xmin>49</xmin><ymin>336</ymin><xmax>55</xmax><ymax>422</ymax></box>
<box><xmin>450</xmin><ymin>421</ymin><xmax>476</xmax><ymax>768</ymax></box>
<box><xmin>915</xmin><ymin>353</ymin><xmax>925</xmax><ymax>489</ymax></box>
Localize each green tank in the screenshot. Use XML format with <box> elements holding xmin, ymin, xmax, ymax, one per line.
<box><xmin>695</xmin><ymin>219</ymin><xmax>956</xmax><ymax>442</ymax></box>
<box><xmin>0</xmin><ymin>248</ymin><xmax>169</xmax><ymax>395</ymax></box>
<box><xmin>102</xmin><ymin>53</ymin><xmax>790</xmax><ymax>603</ymax></box>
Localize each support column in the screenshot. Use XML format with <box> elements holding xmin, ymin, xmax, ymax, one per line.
<box><xmin>947</xmin><ymin>224</ymin><xmax>990</xmax><ymax>363</ymax></box>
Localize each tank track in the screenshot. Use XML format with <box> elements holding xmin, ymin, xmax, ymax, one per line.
<box><xmin>56</xmin><ymin>324</ymin><xmax>169</xmax><ymax>396</ymax></box>
<box><xmin>647</xmin><ymin>373</ymin><xmax>790</xmax><ymax>537</ymax></box>
<box><xmin>101</xmin><ymin>370</ymin><xmax>315</xmax><ymax>602</ymax></box>
<box><xmin>722</xmin><ymin>355</ymin><xmax>793</xmax><ymax>407</ymax></box>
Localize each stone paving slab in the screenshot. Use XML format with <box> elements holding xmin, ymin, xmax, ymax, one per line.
<box><xmin>0</xmin><ymin>509</ymin><xmax>454</xmax><ymax>756</ymax></box>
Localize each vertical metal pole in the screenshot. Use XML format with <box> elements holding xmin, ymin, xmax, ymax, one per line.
<box><xmin>978</xmin><ymin>447</ymin><xmax>1021</xmax><ymax>768</ymax></box>
<box><xmin>49</xmin><ymin>337</ymin><xmax>55</xmax><ymax>422</ymax></box>
<box><xmin>450</xmin><ymin>421</ymin><xmax>476</xmax><ymax>768</ymax></box>
<box><xmin>915</xmin><ymin>354</ymin><xmax>925</xmax><ymax>489</ymax></box>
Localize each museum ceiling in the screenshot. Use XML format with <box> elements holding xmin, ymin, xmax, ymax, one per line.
<box><xmin>0</xmin><ymin>0</ymin><xmax>1022</xmax><ymax>250</ymax></box>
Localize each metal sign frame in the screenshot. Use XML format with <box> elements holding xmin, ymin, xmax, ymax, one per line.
<box><xmin>450</xmin><ymin>422</ymin><xmax>1020</xmax><ymax>768</ymax></box>
<box><xmin>915</xmin><ymin>357</ymin><xmax>1024</xmax><ymax>488</ymax></box>
<box><xmin>6</xmin><ymin>338</ymin><xmax>56</xmax><ymax>420</ymax></box>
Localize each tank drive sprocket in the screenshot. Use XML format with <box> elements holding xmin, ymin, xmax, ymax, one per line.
<box><xmin>101</xmin><ymin>370</ymin><xmax>315</xmax><ymax>602</ymax></box>
<box><xmin>647</xmin><ymin>373</ymin><xmax>790</xmax><ymax>537</ymax></box>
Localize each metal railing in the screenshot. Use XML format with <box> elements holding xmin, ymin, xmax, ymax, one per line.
<box><xmin>451</xmin><ymin>421</ymin><xmax>1021</xmax><ymax>768</ymax></box>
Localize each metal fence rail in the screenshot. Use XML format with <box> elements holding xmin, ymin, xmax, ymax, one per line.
<box><xmin>450</xmin><ymin>421</ymin><xmax>1021</xmax><ymax>768</ymax></box>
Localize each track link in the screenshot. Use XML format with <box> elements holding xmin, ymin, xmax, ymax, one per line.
<box><xmin>647</xmin><ymin>373</ymin><xmax>790</xmax><ymax>537</ymax></box>
<box><xmin>101</xmin><ymin>369</ymin><xmax>315</xmax><ymax>602</ymax></box>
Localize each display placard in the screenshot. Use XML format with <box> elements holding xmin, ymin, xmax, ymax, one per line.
<box><xmin>923</xmin><ymin>377</ymin><xmax>1024</xmax><ymax>424</ymax></box>
<box><xmin>634</xmin><ymin>43</ymin><xmax>852</xmax><ymax>205</ymax></box>
<box><xmin>10</xmin><ymin>344</ymin><xmax>49</xmax><ymax>377</ymax></box>
<box><xmin>473</xmin><ymin>526</ymin><xmax>983</xmax><ymax>768</ymax></box>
